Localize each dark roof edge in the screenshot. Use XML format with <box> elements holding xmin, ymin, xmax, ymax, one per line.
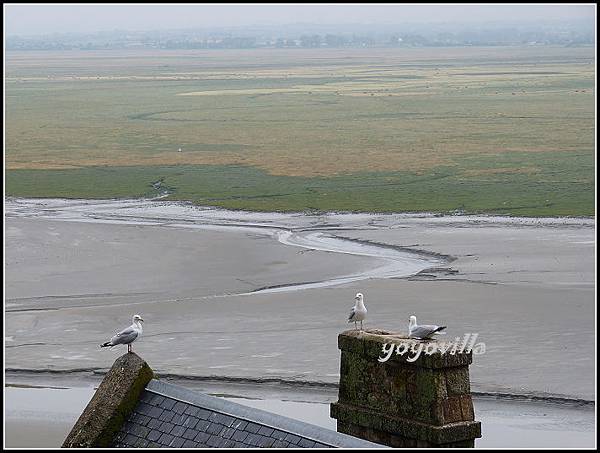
<box><xmin>146</xmin><ymin>379</ymin><xmax>384</xmax><ymax>448</ymax></box>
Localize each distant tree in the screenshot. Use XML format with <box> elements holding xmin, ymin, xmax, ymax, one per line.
<box><xmin>325</xmin><ymin>34</ymin><xmax>347</xmax><ymax>47</ymax></box>
<box><xmin>300</xmin><ymin>34</ymin><xmax>321</xmax><ymax>48</ymax></box>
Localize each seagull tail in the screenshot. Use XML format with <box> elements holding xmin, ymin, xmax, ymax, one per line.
<box><xmin>100</xmin><ymin>341</ymin><xmax>112</xmax><ymax>348</ymax></box>
<box><xmin>435</xmin><ymin>326</ymin><xmax>447</xmax><ymax>334</ymax></box>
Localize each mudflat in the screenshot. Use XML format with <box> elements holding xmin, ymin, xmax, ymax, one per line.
<box><xmin>5</xmin><ymin>198</ymin><xmax>595</xmax><ymax>401</ymax></box>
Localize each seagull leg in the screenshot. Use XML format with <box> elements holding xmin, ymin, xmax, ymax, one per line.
<box><xmin>360</xmin><ymin>320</ymin><xmax>363</xmax><ymax>330</ymax></box>
<box><xmin>354</xmin><ymin>321</ymin><xmax>358</xmax><ymax>330</ymax></box>
<box><xmin>128</xmin><ymin>344</ymin><xmax>131</xmax><ymax>353</ymax></box>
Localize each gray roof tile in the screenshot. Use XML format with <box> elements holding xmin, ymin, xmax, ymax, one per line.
<box><xmin>223</xmin><ymin>438</ymin><xmax>239</xmax><ymax>448</ymax></box>
<box><xmin>183</xmin><ymin>405</ymin><xmax>199</xmax><ymax>416</ymax></box>
<box><xmin>181</xmin><ymin>427</ymin><xmax>196</xmax><ymax>439</ymax></box>
<box><xmin>158</xmin><ymin>410</ymin><xmax>174</xmax><ymax>422</ymax></box>
<box><xmin>169</xmin><ymin>413</ymin><xmax>185</xmax><ymax>425</ymax></box>
<box><xmin>284</xmin><ymin>433</ymin><xmax>302</xmax><ymax>444</ymax></box>
<box><xmin>194</xmin><ymin>431</ymin><xmax>211</xmax><ymax>444</ymax></box>
<box><xmin>182</xmin><ymin>439</ymin><xmax>197</xmax><ymax>448</ymax></box>
<box><xmin>160</xmin><ymin>398</ymin><xmax>176</xmax><ymax>411</ymax></box>
<box><xmin>158</xmin><ymin>432</ymin><xmax>174</xmax><ymax>446</ymax></box>
<box><xmin>146</xmin><ymin>430</ymin><xmax>161</xmax><ymax>442</ymax></box>
<box><xmin>147</xmin><ymin>406</ymin><xmax>163</xmax><ymax>419</ymax></box>
<box><xmin>258</xmin><ymin>425</ymin><xmax>275</xmax><ymax>437</ymax></box>
<box><xmin>152</xmin><ymin>395</ymin><xmax>166</xmax><ymax>406</ymax></box>
<box><xmin>136</xmin><ymin>402</ymin><xmax>152</xmax><ymax>414</ymax></box>
<box><xmin>146</xmin><ymin>418</ymin><xmax>162</xmax><ymax>430</ymax></box>
<box><xmin>136</xmin><ymin>438</ymin><xmax>149</xmax><ymax>448</ymax></box>
<box><xmin>205</xmin><ymin>422</ymin><xmax>224</xmax><ymax>436</ymax></box>
<box><xmin>232</xmin><ymin>429</ymin><xmax>249</xmax><ymax>442</ymax></box>
<box><xmin>182</xmin><ymin>415</ymin><xmax>199</xmax><ymax>429</ymax></box>
<box><xmin>133</xmin><ymin>413</ymin><xmax>151</xmax><ymax>426</ymax></box>
<box><xmin>231</xmin><ymin>419</ymin><xmax>248</xmax><ymax>431</ymax></box>
<box><xmin>205</xmin><ymin>435</ymin><xmax>223</xmax><ymax>447</ymax></box>
<box><xmin>220</xmin><ymin>427</ymin><xmax>236</xmax><ymax>439</ymax></box>
<box><xmin>171</xmin><ymin>437</ymin><xmax>186</xmax><ymax>448</ymax></box>
<box><xmin>112</xmin><ymin>379</ymin><xmax>383</xmax><ymax>448</ymax></box>
<box><xmin>258</xmin><ymin>435</ymin><xmax>277</xmax><ymax>448</ymax></box>
<box><xmin>196</xmin><ymin>408</ymin><xmax>212</xmax><ymax>420</ymax></box>
<box><xmin>172</xmin><ymin>401</ymin><xmax>188</xmax><ymax>414</ymax></box>
<box><xmin>131</xmin><ymin>425</ymin><xmax>150</xmax><ymax>439</ymax></box>
<box><xmin>244</xmin><ymin>422</ymin><xmax>261</xmax><ymax>434</ymax></box>
<box><xmin>158</xmin><ymin>421</ymin><xmax>174</xmax><ymax>434</ymax></box>
<box><xmin>195</xmin><ymin>419</ymin><xmax>211</xmax><ymax>432</ymax></box>
<box><xmin>244</xmin><ymin>433</ymin><xmax>260</xmax><ymax>445</ymax></box>
<box><xmin>209</xmin><ymin>412</ymin><xmax>235</xmax><ymax>427</ymax></box>
<box><xmin>170</xmin><ymin>425</ymin><xmax>186</xmax><ymax>437</ymax></box>
<box><xmin>299</xmin><ymin>438</ymin><xmax>317</xmax><ymax>448</ymax></box>
<box><xmin>272</xmin><ymin>429</ymin><xmax>288</xmax><ymax>441</ymax></box>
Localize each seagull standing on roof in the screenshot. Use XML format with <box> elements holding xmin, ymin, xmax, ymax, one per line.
<box><xmin>100</xmin><ymin>314</ymin><xmax>144</xmax><ymax>353</ymax></box>
<box><xmin>408</xmin><ymin>315</ymin><xmax>446</xmax><ymax>339</ymax></box>
<box><xmin>348</xmin><ymin>293</ymin><xmax>367</xmax><ymax>330</ymax></box>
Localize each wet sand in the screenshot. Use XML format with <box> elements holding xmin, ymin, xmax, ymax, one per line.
<box><xmin>5</xmin><ymin>385</ymin><xmax>95</xmax><ymax>448</ymax></box>
<box><xmin>5</xmin><ymin>198</ymin><xmax>596</xmax><ymax>402</ymax></box>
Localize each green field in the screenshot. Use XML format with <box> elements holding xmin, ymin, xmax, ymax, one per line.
<box><xmin>5</xmin><ymin>47</ymin><xmax>595</xmax><ymax>216</ymax></box>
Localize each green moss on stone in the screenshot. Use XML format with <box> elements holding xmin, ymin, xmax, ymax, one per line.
<box><xmin>63</xmin><ymin>353</ymin><xmax>154</xmax><ymax>448</ymax></box>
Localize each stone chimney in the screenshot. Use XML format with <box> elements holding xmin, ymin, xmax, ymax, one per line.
<box><xmin>330</xmin><ymin>329</ymin><xmax>481</xmax><ymax>447</ymax></box>
<box><xmin>63</xmin><ymin>353</ymin><xmax>154</xmax><ymax>447</ymax></box>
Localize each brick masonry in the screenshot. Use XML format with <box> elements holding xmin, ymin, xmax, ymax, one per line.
<box><xmin>330</xmin><ymin>329</ymin><xmax>481</xmax><ymax>447</ymax></box>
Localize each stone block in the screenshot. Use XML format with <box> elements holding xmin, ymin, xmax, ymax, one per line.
<box><xmin>445</xmin><ymin>366</ymin><xmax>471</xmax><ymax>395</ymax></box>
<box><xmin>331</xmin><ymin>329</ymin><xmax>481</xmax><ymax>447</ymax></box>
<box><xmin>63</xmin><ymin>353</ymin><xmax>154</xmax><ymax>447</ymax></box>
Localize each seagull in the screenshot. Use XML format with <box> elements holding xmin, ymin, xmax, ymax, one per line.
<box><xmin>348</xmin><ymin>292</ymin><xmax>367</xmax><ymax>330</ymax></box>
<box><xmin>408</xmin><ymin>315</ymin><xmax>446</xmax><ymax>339</ymax></box>
<box><xmin>100</xmin><ymin>314</ymin><xmax>144</xmax><ymax>353</ymax></box>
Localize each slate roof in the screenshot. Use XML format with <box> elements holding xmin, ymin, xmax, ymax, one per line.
<box><xmin>112</xmin><ymin>379</ymin><xmax>382</xmax><ymax>448</ymax></box>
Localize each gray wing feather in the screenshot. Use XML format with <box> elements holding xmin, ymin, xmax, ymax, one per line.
<box><xmin>410</xmin><ymin>325</ymin><xmax>443</xmax><ymax>339</ymax></box>
<box><xmin>110</xmin><ymin>326</ymin><xmax>138</xmax><ymax>345</ymax></box>
<box><xmin>348</xmin><ymin>307</ymin><xmax>356</xmax><ymax>322</ymax></box>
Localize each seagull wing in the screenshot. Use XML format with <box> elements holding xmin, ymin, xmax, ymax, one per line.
<box><xmin>109</xmin><ymin>325</ymin><xmax>138</xmax><ymax>345</ymax></box>
<box><xmin>410</xmin><ymin>325</ymin><xmax>446</xmax><ymax>339</ymax></box>
<box><xmin>347</xmin><ymin>307</ymin><xmax>357</xmax><ymax>322</ymax></box>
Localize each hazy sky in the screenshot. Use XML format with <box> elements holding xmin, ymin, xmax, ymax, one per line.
<box><xmin>4</xmin><ymin>3</ymin><xmax>596</xmax><ymax>36</ymax></box>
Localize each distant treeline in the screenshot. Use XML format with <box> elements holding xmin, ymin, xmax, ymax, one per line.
<box><xmin>7</xmin><ymin>23</ymin><xmax>595</xmax><ymax>51</ymax></box>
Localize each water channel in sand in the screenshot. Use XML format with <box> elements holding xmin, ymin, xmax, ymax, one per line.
<box><xmin>5</xmin><ymin>196</ymin><xmax>595</xmax><ymax>444</ymax></box>
<box><xmin>5</xmin><ymin>197</ymin><xmax>446</xmax><ymax>295</ymax></box>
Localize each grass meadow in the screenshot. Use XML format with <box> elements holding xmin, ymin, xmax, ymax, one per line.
<box><xmin>5</xmin><ymin>46</ymin><xmax>595</xmax><ymax>216</ymax></box>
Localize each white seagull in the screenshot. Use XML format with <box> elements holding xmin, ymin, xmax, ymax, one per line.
<box><xmin>348</xmin><ymin>292</ymin><xmax>367</xmax><ymax>330</ymax></box>
<box><xmin>408</xmin><ymin>315</ymin><xmax>446</xmax><ymax>339</ymax></box>
<box><xmin>100</xmin><ymin>314</ymin><xmax>144</xmax><ymax>353</ymax></box>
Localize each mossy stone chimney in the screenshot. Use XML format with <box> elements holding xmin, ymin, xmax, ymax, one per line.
<box><xmin>63</xmin><ymin>353</ymin><xmax>154</xmax><ymax>447</ymax></box>
<box><xmin>330</xmin><ymin>329</ymin><xmax>481</xmax><ymax>447</ymax></box>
